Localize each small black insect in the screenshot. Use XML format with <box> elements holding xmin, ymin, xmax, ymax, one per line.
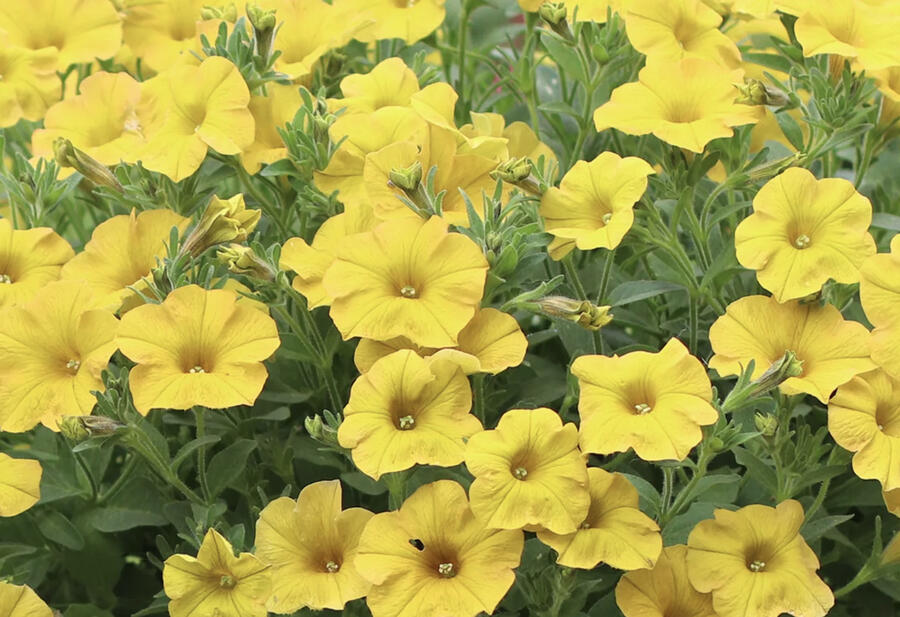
<box><xmin>408</xmin><ymin>538</ymin><xmax>425</xmax><ymax>551</ymax></box>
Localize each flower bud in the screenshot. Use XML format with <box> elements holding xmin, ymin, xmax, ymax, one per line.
<box><xmin>754</xmin><ymin>412</ymin><xmax>778</xmax><ymax>437</ymax></box>
<box><xmin>490</xmin><ymin>157</ymin><xmax>532</xmax><ymax>184</ymax></box>
<box><xmin>748</xmin><ymin>350</ymin><xmax>804</xmax><ymax>399</ymax></box>
<box><xmin>305</xmin><ymin>413</ymin><xmax>340</xmax><ymax>447</ymax></box>
<box><xmin>538</xmin><ymin>296</ymin><xmax>613</xmax><ymax>331</ymax></box>
<box><xmin>539</xmin><ymin>2</ymin><xmax>573</xmax><ymax>40</ymax></box>
<box><xmin>590</xmin><ymin>43</ymin><xmax>610</xmax><ymax>65</ymax></box>
<box><xmin>246</xmin><ymin>3</ymin><xmax>277</xmax><ymax>59</ymax></box>
<box><xmin>53</xmin><ymin>138</ymin><xmax>122</xmax><ymax>191</ymax></box>
<box><xmin>200</xmin><ymin>3</ymin><xmax>238</xmax><ymax>21</ymax></box>
<box><xmin>388</xmin><ymin>161</ymin><xmax>423</xmax><ymax>192</ymax></box>
<box><xmin>736</xmin><ymin>79</ymin><xmax>789</xmax><ymax>107</ymax></box>
<box><xmin>181</xmin><ymin>194</ymin><xmax>261</xmax><ymax>257</ymax></box>
<box><xmin>60</xmin><ymin>415</ymin><xmax>125</xmax><ymax>442</ymax></box>
<box><xmin>216</xmin><ymin>244</ymin><xmax>275</xmax><ymax>280</ymax></box>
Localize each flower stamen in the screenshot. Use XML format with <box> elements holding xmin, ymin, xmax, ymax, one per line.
<box><xmin>400</xmin><ymin>285</ymin><xmax>418</xmax><ymax>298</ymax></box>
<box><xmin>325</xmin><ymin>560</ymin><xmax>340</xmax><ymax>573</ymax></box>
<box><xmin>601</xmin><ymin>213</ymin><xmax>612</xmax><ymax>225</ymax></box>
<box><xmin>437</xmin><ymin>562</ymin><xmax>456</xmax><ymax>578</ymax></box>
<box><xmin>398</xmin><ymin>415</ymin><xmax>416</xmax><ymax>430</ymax></box>
<box><xmin>219</xmin><ymin>574</ymin><xmax>236</xmax><ymax>588</ymax></box>
<box><xmin>189</xmin><ymin>365</ymin><xmax>206</xmax><ymax>374</ymax></box>
<box><xmin>513</xmin><ymin>466</ymin><xmax>528</xmax><ymax>480</ymax></box>
<box><xmin>794</xmin><ymin>234</ymin><xmax>811</xmax><ymax>249</ymax></box>
<box><xmin>634</xmin><ymin>403</ymin><xmax>652</xmax><ymax>415</ymax></box>
<box><xmin>749</xmin><ymin>560</ymin><xmax>766</xmax><ymax>572</ymax></box>
<box><xmin>66</xmin><ymin>359</ymin><xmax>81</xmax><ymax>372</ymax></box>
<box><xmin>0</xmin><ymin>274</ymin><xmax>11</xmax><ymax>284</ymax></box>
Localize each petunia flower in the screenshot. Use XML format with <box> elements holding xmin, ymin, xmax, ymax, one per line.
<box><xmin>255</xmin><ymin>480</ymin><xmax>374</xmax><ymax>612</ymax></box>
<box><xmin>593</xmin><ymin>58</ymin><xmax>760</xmax><ymax>153</ymax></box>
<box><xmin>0</xmin><ymin>281</ymin><xmax>119</xmax><ymax>433</ymax></box>
<box><xmin>163</xmin><ymin>528</ymin><xmax>271</xmax><ymax>617</ymax></box>
<box><xmin>829</xmin><ymin>369</ymin><xmax>900</xmax><ymax>491</ymax></box>
<box><xmin>465</xmin><ymin>407</ymin><xmax>590</xmax><ymax>534</ymax></box>
<box><xmin>573</xmin><ymin>338</ymin><xmax>718</xmax><ymax>461</ymax></box>
<box><xmin>116</xmin><ymin>285</ymin><xmax>281</xmax><ymax>414</ymax></box>
<box><xmin>616</xmin><ymin>545</ymin><xmax>718</xmax><ymax>617</ymax></box>
<box><xmin>859</xmin><ymin>235</ymin><xmax>900</xmax><ymax>379</ymax></box>
<box><xmin>0</xmin><ymin>453</ymin><xmax>42</xmax><ymax>517</ymax></box>
<box><xmin>0</xmin><ymin>582</ymin><xmax>52</xmax><ymax>617</ymax></box>
<box><xmin>886</xmin><ymin>488</ymin><xmax>900</xmax><ymax>517</ymax></box>
<box><xmin>181</xmin><ymin>194</ymin><xmax>261</xmax><ymax>257</ymax></box>
<box><xmin>537</xmin><ymin>468</ymin><xmax>662</xmax><ymax>570</ymax></box>
<box><xmin>61</xmin><ymin>208</ymin><xmax>189</xmax><ymax>312</ymax></box>
<box><xmin>322</xmin><ymin>216</ymin><xmax>489</xmax><ymax>348</ymax></box>
<box><xmin>686</xmin><ymin>500</ymin><xmax>834</xmax><ymax>617</ymax></box>
<box><xmin>0</xmin><ymin>0</ymin><xmax>121</xmax><ymax>70</ymax></box>
<box><xmin>348</xmin><ymin>0</ymin><xmax>447</xmax><ymax>44</ymax></box>
<box><xmin>241</xmin><ymin>84</ymin><xmax>302</xmax><ymax>174</ymax></box>
<box><xmin>540</xmin><ymin>151</ymin><xmax>654</xmax><ymax>260</ymax></box>
<box><xmin>0</xmin><ymin>35</ymin><xmax>60</xmax><ymax>128</ymax></box>
<box><xmin>353</xmin><ymin>307</ymin><xmax>528</xmax><ymax>375</ymax></box>
<box><xmin>709</xmin><ymin>295</ymin><xmax>875</xmax><ymax>403</ymax></box>
<box><xmin>0</xmin><ymin>218</ymin><xmax>74</xmax><ymax>308</ymax></box>
<box><xmin>458</xmin><ymin>112</ymin><xmax>557</xmax><ymax>167</ymax></box>
<box><xmin>355</xmin><ymin>479</ymin><xmax>524</xmax><ymax>617</ymax></box>
<box><xmin>338</xmin><ymin>350</ymin><xmax>481</xmax><ymax>479</ymax></box>
<box><xmin>735</xmin><ymin>167</ymin><xmax>876</xmax><ymax>303</ymax></box>
<box><xmin>329</xmin><ymin>57</ymin><xmax>422</xmax><ymax>115</ymax></box>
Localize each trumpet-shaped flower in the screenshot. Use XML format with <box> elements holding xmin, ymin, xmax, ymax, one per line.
<box><xmin>323</xmin><ymin>216</ymin><xmax>489</xmax><ymax>348</ymax></box>
<box><xmin>0</xmin><ymin>281</ymin><xmax>119</xmax><ymax>432</ymax></box>
<box><xmin>353</xmin><ymin>308</ymin><xmax>528</xmax><ymax>375</ymax></box>
<box><xmin>735</xmin><ymin>167</ymin><xmax>876</xmax><ymax>302</ymax></box>
<box><xmin>0</xmin><ymin>37</ymin><xmax>60</xmax><ymax>128</ymax></box>
<box><xmin>593</xmin><ymin>58</ymin><xmax>760</xmax><ymax>153</ymax></box>
<box><xmin>163</xmin><ymin>528</ymin><xmax>271</xmax><ymax>617</ymax></box>
<box><xmin>465</xmin><ymin>407</ymin><xmax>590</xmax><ymax>534</ymax></box>
<box><xmin>0</xmin><ymin>453</ymin><xmax>42</xmax><ymax>517</ymax></box>
<box><xmin>686</xmin><ymin>500</ymin><xmax>834</xmax><ymax>617</ymax></box>
<box><xmin>710</xmin><ymin>295</ymin><xmax>875</xmax><ymax>402</ymax></box>
<box><xmin>330</xmin><ymin>57</ymin><xmax>422</xmax><ymax>115</ymax></box>
<box><xmin>573</xmin><ymin>338</ymin><xmax>718</xmax><ymax>461</ymax></box>
<box><xmin>241</xmin><ymin>84</ymin><xmax>303</xmax><ymax>174</ymax></box>
<box><xmin>355</xmin><ymin>480</ymin><xmax>524</xmax><ymax>617</ymax></box>
<box><xmin>829</xmin><ymin>370</ymin><xmax>900</xmax><ymax>491</ymax></box>
<box><xmin>0</xmin><ymin>218</ymin><xmax>73</xmax><ymax>308</ymax></box>
<box><xmin>117</xmin><ymin>285</ymin><xmax>280</xmax><ymax>414</ymax></box>
<box><xmin>122</xmin><ymin>0</ymin><xmax>207</xmax><ymax>72</ymax></box>
<box><xmin>860</xmin><ymin>235</ymin><xmax>900</xmax><ymax>378</ymax></box>
<box><xmin>350</xmin><ymin>0</ymin><xmax>447</xmax><ymax>44</ymax></box>
<box><xmin>181</xmin><ymin>194</ymin><xmax>260</xmax><ymax>257</ymax></box>
<box><xmin>0</xmin><ymin>582</ymin><xmax>52</xmax><ymax>617</ymax></box>
<box><xmin>616</xmin><ymin>545</ymin><xmax>718</xmax><ymax>617</ymax></box>
<box><xmin>537</xmin><ymin>468</ymin><xmax>662</xmax><ymax>570</ymax></box>
<box><xmin>255</xmin><ymin>480</ymin><xmax>374</xmax><ymax>612</ymax></box>
<box><xmin>61</xmin><ymin>208</ymin><xmax>189</xmax><ymax>312</ymax></box>
<box><xmin>540</xmin><ymin>152</ymin><xmax>654</xmax><ymax>260</ymax></box>
<box><xmin>338</xmin><ymin>350</ymin><xmax>480</xmax><ymax>479</ymax></box>
<box><xmin>795</xmin><ymin>1</ymin><xmax>900</xmax><ymax>72</ymax></box>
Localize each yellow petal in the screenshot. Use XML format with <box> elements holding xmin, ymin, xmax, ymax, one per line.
<box><xmin>0</xmin><ymin>453</ymin><xmax>41</xmax><ymax>517</ymax></box>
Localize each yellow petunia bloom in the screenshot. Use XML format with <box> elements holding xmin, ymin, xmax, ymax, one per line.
<box><xmin>709</xmin><ymin>295</ymin><xmax>875</xmax><ymax>403</ymax></box>
<box><xmin>323</xmin><ymin>216</ymin><xmax>489</xmax><ymax>348</ymax></box>
<box><xmin>355</xmin><ymin>479</ymin><xmax>524</xmax><ymax>617</ymax></box>
<box><xmin>537</xmin><ymin>468</ymin><xmax>662</xmax><ymax>570</ymax></box>
<box><xmin>465</xmin><ymin>407</ymin><xmax>590</xmax><ymax>534</ymax></box>
<box><xmin>255</xmin><ymin>480</ymin><xmax>374</xmax><ymax>612</ymax></box>
<box><xmin>0</xmin><ymin>0</ymin><xmax>121</xmax><ymax>70</ymax></box>
<box><xmin>139</xmin><ymin>57</ymin><xmax>255</xmax><ymax>182</ymax></box>
<box><xmin>540</xmin><ymin>151</ymin><xmax>654</xmax><ymax>261</ymax></box>
<box><xmin>458</xmin><ymin>112</ymin><xmax>557</xmax><ymax>167</ymax></box>
<box><xmin>686</xmin><ymin>500</ymin><xmax>834</xmax><ymax>617</ymax></box>
<box><xmin>349</xmin><ymin>0</ymin><xmax>447</xmax><ymax>44</ymax></box>
<box><xmin>116</xmin><ymin>285</ymin><xmax>281</xmax><ymax>414</ymax></box>
<box><xmin>0</xmin><ymin>218</ymin><xmax>74</xmax><ymax>308</ymax></box>
<box><xmin>0</xmin><ymin>36</ymin><xmax>60</xmax><ymax>128</ymax></box>
<box><xmin>353</xmin><ymin>307</ymin><xmax>528</xmax><ymax>375</ymax></box>
<box><xmin>0</xmin><ymin>281</ymin><xmax>118</xmax><ymax>433</ymax></box>
<box><xmin>330</xmin><ymin>57</ymin><xmax>422</xmax><ymax>115</ymax></box>
<box><xmin>616</xmin><ymin>545</ymin><xmax>717</xmax><ymax>617</ymax></box>
<box><xmin>859</xmin><ymin>235</ymin><xmax>900</xmax><ymax>379</ymax></box>
<box><xmin>241</xmin><ymin>84</ymin><xmax>303</xmax><ymax>174</ymax></box>
<box><xmin>886</xmin><ymin>488</ymin><xmax>900</xmax><ymax>517</ymax></box>
<box><xmin>338</xmin><ymin>350</ymin><xmax>481</xmax><ymax>479</ymax></box>
<box><xmin>0</xmin><ymin>453</ymin><xmax>42</xmax><ymax>517</ymax></box>
<box><xmin>163</xmin><ymin>528</ymin><xmax>271</xmax><ymax>617</ymax></box>
<box><xmin>0</xmin><ymin>582</ymin><xmax>52</xmax><ymax>617</ymax></box>
<box><xmin>573</xmin><ymin>338</ymin><xmax>718</xmax><ymax>461</ymax></box>
<box><xmin>703</xmin><ymin>0</ymin><xmax>777</xmax><ymax>16</ymax></box>
<box><xmin>181</xmin><ymin>194</ymin><xmax>261</xmax><ymax>257</ymax></box>
<box><xmin>623</xmin><ymin>0</ymin><xmax>741</xmax><ymax>68</ymax></box>
<box><xmin>121</xmin><ymin>0</ymin><xmax>207</xmax><ymax>73</ymax></box>
<box><xmin>61</xmin><ymin>209</ymin><xmax>190</xmax><ymax>312</ymax></box>
<box><xmin>593</xmin><ymin>58</ymin><xmax>760</xmax><ymax>153</ymax></box>
<box><xmin>735</xmin><ymin>167</ymin><xmax>876</xmax><ymax>303</ymax></box>
<box><xmin>829</xmin><ymin>370</ymin><xmax>900</xmax><ymax>491</ymax></box>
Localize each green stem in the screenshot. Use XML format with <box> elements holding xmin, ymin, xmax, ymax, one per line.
<box><xmin>456</xmin><ymin>0</ymin><xmax>470</xmax><ymax>117</ymax></box>
<box><xmin>97</xmin><ymin>453</ymin><xmax>138</xmax><ymax>505</ymax></box>
<box><xmin>385</xmin><ymin>470</ymin><xmax>410</xmax><ymax>510</ymax></box>
<box><xmin>595</xmin><ymin>249</ymin><xmax>615</xmax><ymax>306</ymax></box>
<box><xmin>473</xmin><ymin>373</ymin><xmax>486</xmax><ymax>425</ymax></box>
<box><xmin>688</xmin><ymin>293</ymin><xmax>699</xmax><ymax>353</ymax></box>
<box><xmin>660</xmin><ymin>446</ymin><xmax>712</xmax><ymax>526</ymax></box>
<box><xmin>124</xmin><ymin>431</ymin><xmax>204</xmax><ymax>505</ymax></box>
<box><xmin>561</xmin><ymin>254</ymin><xmax>602</xmax><ymax>353</ymax></box>
<box><xmin>74</xmin><ymin>452</ymin><xmax>98</xmax><ymax>502</ymax></box>
<box><xmin>194</xmin><ymin>407</ymin><xmax>211</xmax><ymax>503</ymax></box>
<box><xmin>834</xmin><ymin>564</ymin><xmax>877</xmax><ymax>599</ymax></box>
<box><xmin>601</xmin><ymin>451</ymin><xmax>633</xmax><ymax>472</ymax></box>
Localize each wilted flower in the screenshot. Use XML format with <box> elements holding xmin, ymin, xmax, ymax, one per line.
<box><xmin>181</xmin><ymin>194</ymin><xmax>261</xmax><ymax>258</ymax></box>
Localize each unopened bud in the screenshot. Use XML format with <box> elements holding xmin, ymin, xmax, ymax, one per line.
<box><xmin>200</xmin><ymin>4</ymin><xmax>238</xmax><ymax>21</ymax></box>
<box><xmin>538</xmin><ymin>296</ymin><xmax>613</xmax><ymax>331</ymax></box>
<box><xmin>246</xmin><ymin>3</ymin><xmax>277</xmax><ymax>59</ymax></box>
<box><xmin>590</xmin><ymin>43</ymin><xmax>610</xmax><ymax>65</ymax></box>
<box><xmin>305</xmin><ymin>413</ymin><xmax>340</xmax><ymax>447</ymax></box>
<box><xmin>60</xmin><ymin>415</ymin><xmax>125</xmax><ymax>442</ymax></box>
<box><xmin>491</xmin><ymin>157</ymin><xmax>532</xmax><ymax>184</ymax></box>
<box><xmin>388</xmin><ymin>161</ymin><xmax>423</xmax><ymax>192</ymax></box>
<box><xmin>216</xmin><ymin>244</ymin><xmax>276</xmax><ymax>280</ymax></box>
<box><xmin>736</xmin><ymin>79</ymin><xmax>789</xmax><ymax>107</ymax></box>
<box><xmin>181</xmin><ymin>194</ymin><xmax>260</xmax><ymax>257</ymax></box>
<box><xmin>539</xmin><ymin>2</ymin><xmax>573</xmax><ymax>41</ymax></box>
<box><xmin>754</xmin><ymin>412</ymin><xmax>778</xmax><ymax>437</ymax></box>
<box><xmin>53</xmin><ymin>138</ymin><xmax>122</xmax><ymax>191</ymax></box>
<box><xmin>748</xmin><ymin>350</ymin><xmax>804</xmax><ymax>398</ymax></box>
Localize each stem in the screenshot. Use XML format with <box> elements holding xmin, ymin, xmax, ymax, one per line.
<box><xmin>194</xmin><ymin>407</ymin><xmax>211</xmax><ymax>502</ymax></box>
<box><xmin>660</xmin><ymin>445</ymin><xmax>712</xmax><ymax>526</ymax></box>
<box><xmin>834</xmin><ymin>564</ymin><xmax>877</xmax><ymax>599</ymax></box>
<box><xmin>124</xmin><ymin>431</ymin><xmax>204</xmax><ymax>505</ymax></box>
<box><xmin>97</xmin><ymin>453</ymin><xmax>138</xmax><ymax>505</ymax></box>
<box><xmin>456</xmin><ymin>0</ymin><xmax>470</xmax><ymax>117</ymax></box>
<box><xmin>385</xmin><ymin>470</ymin><xmax>410</xmax><ymax>510</ymax></box>
<box><xmin>688</xmin><ymin>293</ymin><xmax>699</xmax><ymax>353</ymax></box>
<box><xmin>473</xmin><ymin>373</ymin><xmax>486</xmax><ymax>425</ymax></box>
<box><xmin>595</xmin><ymin>249</ymin><xmax>615</xmax><ymax>306</ymax></box>
<box><xmin>561</xmin><ymin>254</ymin><xmax>602</xmax><ymax>353</ymax></box>
<box><xmin>74</xmin><ymin>452</ymin><xmax>98</xmax><ymax>502</ymax></box>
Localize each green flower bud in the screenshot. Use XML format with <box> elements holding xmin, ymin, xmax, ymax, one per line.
<box><xmin>200</xmin><ymin>4</ymin><xmax>238</xmax><ymax>21</ymax></box>
<box><xmin>748</xmin><ymin>350</ymin><xmax>804</xmax><ymax>399</ymax></box>
<box><xmin>388</xmin><ymin>161</ymin><xmax>424</xmax><ymax>192</ymax></box>
<box><xmin>736</xmin><ymin>78</ymin><xmax>789</xmax><ymax>107</ymax></box>
<box><xmin>216</xmin><ymin>244</ymin><xmax>276</xmax><ymax>280</ymax></box>
<box><xmin>538</xmin><ymin>296</ymin><xmax>613</xmax><ymax>331</ymax></box>
<box><xmin>53</xmin><ymin>138</ymin><xmax>122</xmax><ymax>192</ymax></box>
<box><xmin>754</xmin><ymin>412</ymin><xmax>778</xmax><ymax>437</ymax></box>
<box><xmin>539</xmin><ymin>2</ymin><xmax>574</xmax><ymax>41</ymax></box>
<box><xmin>490</xmin><ymin>157</ymin><xmax>533</xmax><ymax>184</ymax></box>
<box><xmin>590</xmin><ymin>43</ymin><xmax>610</xmax><ymax>65</ymax></box>
<box><xmin>60</xmin><ymin>415</ymin><xmax>125</xmax><ymax>442</ymax></box>
<box><xmin>181</xmin><ymin>194</ymin><xmax>261</xmax><ymax>257</ymax></box>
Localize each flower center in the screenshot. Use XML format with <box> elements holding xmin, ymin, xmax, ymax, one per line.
<box><xmin>219</xmin><ymin>574</ymin><xmax>236</xmax><ymax>589</ymax></box>
<box><xmin>793</xmin><ymin>234</ymin><xmax>811</xmax><ymax>249</ymax></box>
<box><xmin>748</xmin><ymin>560</ymin><xmax>766</xmax><ymax>572</ymax></box>
<box><xmin>634</xmin><ymin>403</ymin><xmax>652</xmax><ymax>415</ymax></box>
<box><xmin>0</xmin><ymin>274</ymin><xmax>11</xmax><ymax>284</ymax></box>
<box><xmin>189</xmin><ymin>365</ymin><xmax>206</xmax><ymax>374</ymax></box>
<box><xmin>66</xmin><ymin>359</ymin><xmax>81</xmax><ymax>373</ymax></box>
<box><xmin>437</xmin><ymin>562</ymin><xmax>456</xmax><ymax>578</ymax></box>
<box><xmin>400</xmin><ymin>285</ymin><xmax>418</xmax><ymax>298</ymax></box>
<box><xmin>601</xmin><ymin>213</ymin><xmax>612</xmax><ymax>225</ymax></box>
<box><xmin>325</xmin><ymin>560</ymin><xmax>340</xmax><ymax>573</ymax></box>
<box><xmin>398</xmin><ymin>415</ymin><xmax>416</xmax><ymax>430</ymax></box>
<box><xmin>513</xmin><ymin>466</ymin><xmax>528</xmax><ymax>480</ymax></box>
<box><xmin>875</xmin><ymin>403</ymin><xmax>900</xmax><ymax>437</ymax></box>
<box><xmin>580</xmin><ymin>520</ymin><xmax>591</xmax><ymax>529</ymax></box>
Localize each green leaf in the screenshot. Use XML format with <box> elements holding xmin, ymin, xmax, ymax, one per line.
<box><xmin>663</xmin><ymin>502</ymin><xmax>720</xmax><ymax>545</ymax></box>
<box><xmin>88</xmin><ymin>476</ymin><xmax>168</xmax><ymax>533</ymax></box>
<box><xmin>801</xmin><ymin>514</ymin><xmax>854</xmax><ymax>542</ymax></box>
<box><xmin>775</xmin><ymin>111</ymin><xmax>805</xmax><ymax>151</ymax></box>
<box><xmin>541</xmin><ymin>34</ymin><xmax>587</xmax><ymax>84</ymax></box>
<box><xmin>172</xmin><ymin>435</ymin><xmax>221</xmax><ymax>471</ymax></box>
<box><xmin>608</xmin><ymin>280</ymin><xmax>685</xmax><ymax>306</ymax></box>
<box><xmin>206</xmin><ymin>439</ymin><xmax>258</xmax><ymax>498</ymax></box>
<box><xmin>872</xmin><ymin>212</ymin><xmax>900</xmax><ymax>232</ymax></box>
<box><xmin>742</xmin><ymin>52</ymin><xmax>792</xmax><ymax>74</ymax></box>
<box><xmin>341</xmin><ymin>471</ymin><xmax>387</xmax><ymax>496</ymax></box>
<box><xmin>37</xmin><ymin>510</ymin><xmax>85</xmax><ymax>550</ymax></box>
<box><xmin>733</xmin><ymin>447</ymin><xmax>778</xmax><ymax>495</ymax></box>
<box><xmin>622</xmin><ymin>473</ymin><xmax>661</xmax><ymax>517</ymax></box>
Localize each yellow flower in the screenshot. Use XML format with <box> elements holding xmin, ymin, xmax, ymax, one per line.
<box><xmin>255</xmin><ymin>480</ymin><xmax>374</xmax><ymax>612</ymax></box>
<box><xmin>593</xmin><ymin>58</ymin><xmax>760</xmax><ymax>153</ymax></box>
<box><xmin>182</xmin><ymin>194</ymin><xmax>261</xmax><ymax>257</ymax></box>
<box><xmin>0</xmin><ymin>281</ymin><xmax>118</xmax><ymax>433</ymax></box>
<box><xmin>338</xmin><ymin>350</ymin><xmax>480</xmax><ymax>479</ymax></box>
<box><xmin>735</xmin><ymin>167</ymin><xmax>876</xmax><ymax>303</ymax></box>
<box><xmin>0</xmin><ymin>453</ymin><xmax>42</xmax><ymax>517</ymax></box>
<box><xmin>0</xmin><ymin>582</ymin><xmax>52</xmax><ymax>617</ymax></box>
<box><xmin>540</xmin><ymin>151</ymin><xmax>654</xmax><ymax>260</ymax></box>
<box><xmin>616</xmin><ymin>545</ymin><xmax>717</xmax><ymax>617</ymax></box>
<box><xmin>330</xmin><ymin>57</ymin><xmax>422</xmax><ymax>115</ymax></box>
<box><xmin>709</xmin><ymin>295</ymin><xmax>875</xmax><ymax>403</ymax></box>
<box><xmin>61</xmin><ymin>208</ymin><xmax>190</xmax><ymax>312</ymax></box>
<box><xmin>353</xmin><ymin>307</ymin><xmax>528</xmax><ymax>375</ymax></box>
<box><xmin>860</xmin><ymin>235</ymin><xmax>900</xmax><ymax>379</ymax></box>
<box><xmin>0</xmin><ymin>0</ymin><xmax>121</xmax><ymax>70</ymax></box>
<box><xmin>241</xmin><ymin>83</ymin><xmax>302</xmax><ymax>174</ymax></box>
<box><xmin>0</xmin><ymin>36</ymin><xmax>60</xmax><ymax>128</ymax></box>
<box><xmin>323</xmin><ymin>216</ymin><xmax>489</xmax><ymax>348</ymax></box>
<box><xmin>686</xmin><ymin>500</ymin><xmax>834</xmax><ymax>617</ymax></box>
<box><xmin>355</xmin><ymin>479</ymin><xmax>524</xmax><ymax>617</ymax></box>
<box><xmin>140</xmin><ymin>57</ymin><xmax>254</xmax><ymax>182</ymax></box>
<box><xmin>350</xmin><ymin>0</ymin><xmax>447</xmax><ymax>44</ymax></box>
<box><xmin>0</xmin><ymin>218</ymin><xmax>74</xmax><ymax>308</ymax></box>
<box><xmin>163</xmin><ymin>528</ymin><xmax>271</xmax><ymax>617</ymax></box>
<box><xmin>116</xmin><ymin>285</ymin><xmax>280</xmax><ymax>414</ymax></box>
<box><xmin>31</xmin><ymin>72</ymin><xmax>146</xmax><ymax>168</ymax></box>
<box><xmin>465</xmin><ymin>407</ymin><xmax>590</xmax><ymax>534</ymax></box>
<box><xmin>458</xmin><ymin>112</ymin><xmax>557</xmax><ymax>166</ymax></box>
<box><xmin>795</xmin><ymin>1</ymin><xmax>900</xmax><ymax>72</ymax></box>
<box><xmin>829</xmin><ymin>370</ymin><xmax>900</xmax><ymax>491</ymax></box>
<box><xmin>886</xmin><ymin>488</ymin><xmax>900</xmax><ymax>517</ymax></box>
<box><xmin>573</xmin><ymin>338</ymin><xmax>718</xmax><ymax>461</ymax></box>
<box><xmin>537</xmin><ymin>468</ymin><xmax>661</xmax><ymax>570</ymax></box>
<box><xmin>122</xmin><ymin>0</ymin><xmax>207</xmax><ymax>73</ymax></box>
<box><xmin>623</xmin><ymin>0</ymin><xmax>741</xmax><ymax>68</ymax></box>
